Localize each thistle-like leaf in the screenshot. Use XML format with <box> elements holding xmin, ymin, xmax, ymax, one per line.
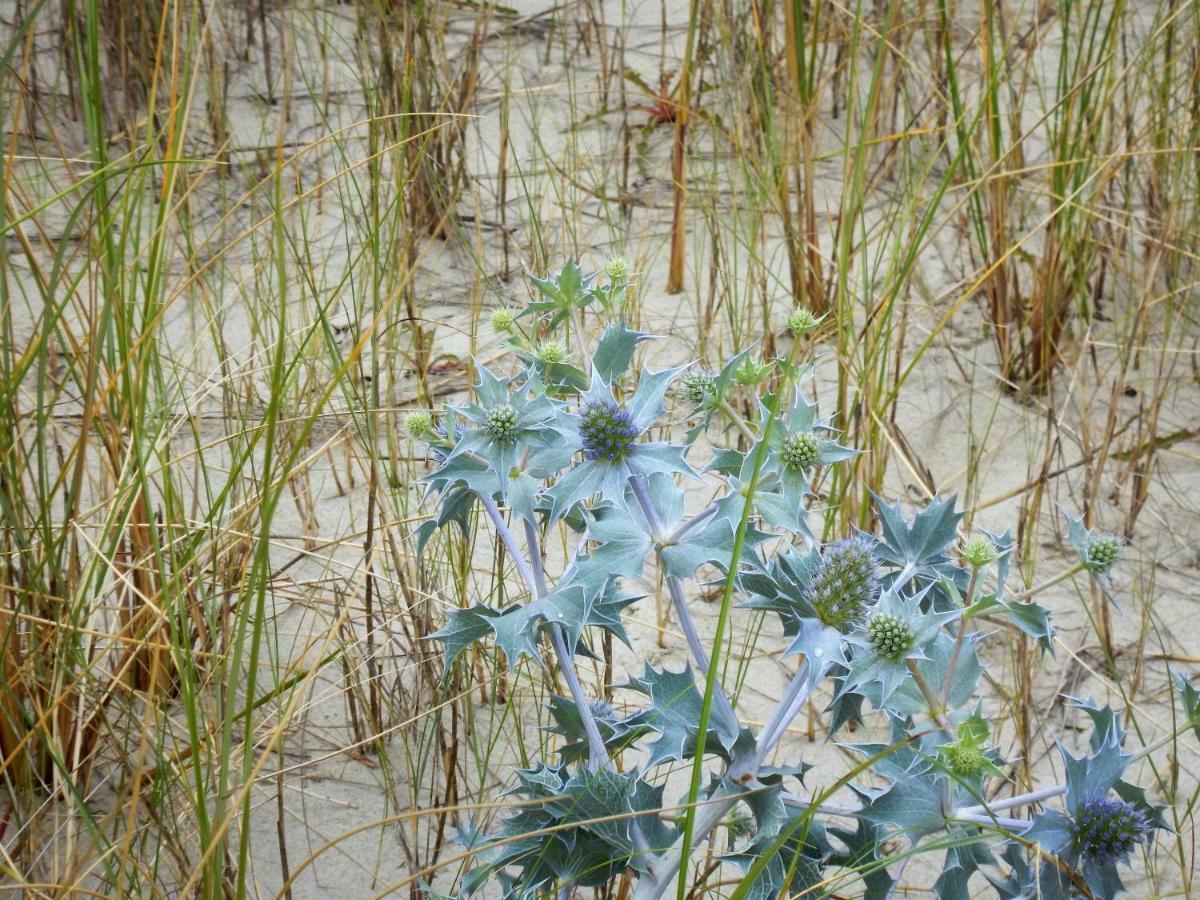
<box><xmin>622</xmin><ymin>664</ymin><xmax>741</xmax><ymax>766</ymax></box>
<box><xmin>873</xmin><ymin>493</ymin><xmax>963</xmax><ymax>582</ymax></box>
<box><xmin>592</xmin><ymin>321</ymin><xmax>652</xmax><ymax>383</ymax></box>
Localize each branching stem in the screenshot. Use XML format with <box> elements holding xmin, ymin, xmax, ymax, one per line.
<box><xmin>941</xmin><ymin>567</ymin><xmax>979</xmax><ymax>706</ymax></box>
<box><xmin>716</xmin><ymin>396</ymin><xmax>758</xmax><ymax>443</ymax></box>
<box><xmin>478</xmin><ymin>493</ymin><xmax>609</xmax><ymax>770</ymax></box>
<box><xmin>629</xmin><ymin>476</ymin><xmax>738</xmax><ymax>728</ymax></box>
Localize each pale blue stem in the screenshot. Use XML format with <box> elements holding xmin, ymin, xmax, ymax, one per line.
<box><xmin>953</xmin><ymin>811</ymin><xmax>1031</xmax><ymax>831</ymax></box>
<box><xmin>631</xmin><ymin>657</ymin><xmax>818</xmax><ymax>897</ymax></box>
<box><xmin>956</xmin><ymin>784</ymin><xmax>1066</xmax><ymax>817</ymax></box>
<box><xmin>753</xmin><ymin>659</ymin><xmax>813</xmax><ymax>766</ymax></box>
<box><xmin>665</xmin><ymin>500</ymin><xmax>717</xmax><ymax>544</ymax></box>
<box><xmin>628</xmin><ymin>476</ymin><xmax>738</xmax><ymax>728</ymax></box>
<box><xmin>477</xmin><ymin>493</ymin><xmax>609</xmax><ymax>770</ymax></box>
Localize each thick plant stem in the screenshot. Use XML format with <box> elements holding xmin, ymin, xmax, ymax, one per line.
<box><xmin>631</xmin><ymin>658</ymin><xmax>820</xmax><ymax>899</ymax></box>
<box><xmin>953</xmin><ymin>810</ymin><xmax>1030</xmax><ymax>831</ymax></box>
<box><xmin>629</xmin><ymin>476</ymin><xmax>738</xmax><ymax>729</ymax></box>
<box><xmin>665</xmin><ymin>501</ymin><xmax>717</xmax><ymax>544</ymax></box>
<box><xmin>548</xmin><ymin>626</ymin><xmax>609</xmax><ymax>771</ymax></box>
<box><xmin>478</xmin><ymin>494</ymin><xmax>609</xmax><ymax>770</ymax></box>
<box><xmin>957</xmin><ymin>784</ymin><xmax>1066</xmax><ymax>817</ymax></box>
<box><xmin>753</xmin><ymin>659</ymin><xmax>812</xmax><ymax>764</ymax></box>
<box><xmin>906</xmin><ymin>658</ymin><xmax>955</xmax><ymax>737</ymax></box>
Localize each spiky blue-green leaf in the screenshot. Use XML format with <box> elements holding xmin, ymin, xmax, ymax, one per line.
<box><xmin>856</xmin><ymin>767</ymin><xmax>946</xmax><ymax>840</ymax></box>
<box><xmin>873</xmin><ymin>493</ymin><xmax>963</xmax><ymax>583</ymax></box>
<box><xmin>967</xmin><ymin>593</ymin><xmax>1054</xmax><ymax>652</ymax></box>
<box><xmin>593</xmin><ymin>321</ymin><xmax>651</xmax><ymax>383</ymax></box>
<box><xmin>623</xmin><ymin>664</ymin><xmax>740</xmax><ymax>766</ymax></box>
<box><xmin>934</xmin><ymin>838</ymin><xmax>996</xmax><ymax>899</ymax></box>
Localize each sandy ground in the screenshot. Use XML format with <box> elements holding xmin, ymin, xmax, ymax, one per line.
<box><xmin>4</xmin><ymin>0</ymin><xmax>1198</xmax><ymax>896</ymax></box>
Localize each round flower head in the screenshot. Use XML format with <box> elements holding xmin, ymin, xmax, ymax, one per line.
<box><xmin>764</xmin><ymin>388</ymin><xmax>857</xmax><ymax>491</ymax></box>
<box><xmin>603</xmin><ymin>255</ymin><xmax>630</xmax><ymax>281</ymax></box>
<box><xmin>588</xmin><ymin>697</ymin><xmax>618</xmax><ymax>723</ymax></box>
<box><xmin>1085</xmin><ymin>534</ymin><xmax>1121</xmax><ymax>573</ymax></box>
<box><xmin>867</xmin><ymin>613</ymin><xmax>915</xmax><ymax>661</ymax></box>
<box><xmin>490</xmin><ymin>307</ymin><xmax>518</xmax><ymax>332</ymax></box>
<box><xmin>543</xmin><ymin>365</ymin><xmax>694</xmax><ymax>520</ymax></box>
<box><xmin>960</xmin><ymin>534</ymin><xmax>999</xmax><ymax>569</ymax></box>
<box><xmin>781</xmin><ymin>431</ymin><xmax>820</xmax><ymax>473</ymax></box>
<box><xmin>943</xmin><ymin>741</ymin><xmax>987</xmax><ymax>778</ymax></box>
<box><xmin>579</xmin><ymin>400</ymin><xmax>638</xmax><ymax>462</ymax></box>
<box><xmin>787</xmin><ymin>308</ymin><xmax>819</xmax><ymax>337</ymax></box>
<box><xmin>485</xmin><ymin>404</ymin><xmax>521</xmax><ymax>443</ymax></box>
<box><xmin>535</xmin><ymin>339</ymin><xmax>570</xmax><ymax>365</ymax></box>
<box><xmin>681</xmin><ymin>371</ymin><xmax>715</xmax><ymax>407</ymax></box>
<box><xmin>438</xmin><ymin>363</ymin><xmax>558</xmax><ymax>492</ymax></box>
<box><xmin>842</xmin><ymin>587</ymin><xmax>959</xmax><ymax>705</ymax></box>
<box><xmin>405</xmin><ymin>409</ymin><xmax>432</xmax><ymax>439</ymax></box>
<box><xmin>805</xmin><ymin>538</ymin><xmax>880</xmax><ymax>631</ymax></box>
<box><xmin>1072</xmin><ymin>796</ymin><xmax>1150</xmax><ymax>864</ymax></box>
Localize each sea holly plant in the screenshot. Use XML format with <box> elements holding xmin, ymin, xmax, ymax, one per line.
<box><xmin>409</xmin><ymin>262</ymin><xmax>1175</xmax><ymax>899</ymax></box>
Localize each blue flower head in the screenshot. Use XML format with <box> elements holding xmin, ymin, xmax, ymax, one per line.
<box><xmin>1071</xmin><ymin>796</ymin><xmax>1150</xmax><ymax>864</ymax></box>
<box><xmin>805</xmin><ymin>538</ymin><xmax>881</xmax><ymax>631</ymax></box>
<box><xmin>1026</xmin><ymin>709</ymin><xmax>1169</xmax><ymax>900</ymax></box>
<box><xmin>543</xmin><ymin>365</ymin><xmax>695</xmax><ymax>520</ymax></box>
<box><xmin>579</xmin><ymin>399</ymin><xmax>639</xmax><ymax>462</ymax></box>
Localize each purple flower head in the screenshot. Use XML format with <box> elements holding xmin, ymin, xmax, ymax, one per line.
<box><xmin>805</xmin><ymin>537</ymin><xmax>880</xmax><ymax>630</ymax></box>
<box><xmin>579</xmin><ymin>399</ymin><xmax>638</xmax><ymax>463</ymax></box>
<box><xmin>1072</xmin><ymin>796</ymin><xmax>1150</xmax><ymax>864</ymax></box>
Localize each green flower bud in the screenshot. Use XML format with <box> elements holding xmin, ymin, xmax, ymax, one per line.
<box><xmin>781</xmin><ymin>431</ymin><xmax>820</xmax><ymax>472</ymax></box>
<box><xmin>484</xmin><ymin>404</ymin><xmax>520</xmax><ymax>443</ymax></box>
<box><xmin>735</xmin><ymin>356</ymin><xmax>773</xmax><ymax>387</ymax></box>
<box><xmin>535</xmin><ymin>339</ymin><xmax>570</xmax><ymax>365</ymax></box>
<box><xmin>787</xmin><ymin>308</ymin><xmax>819</xmax><ymax>337</ymax></box>
<box><xmin>943</xmin><ymin>741</ymin><xmax>987</xmax><ymax>778</ymax></box>
<box><xmin>404</xmin><ymin>410</ymin><xmax>432</xmax><ymax>439</ymax></box>
<box><xmin>490</xmin><ymin>307</ymin><xmax>518</xmax><ymax>332</ymax></box>
<box><xmin>603</xmin><ymin>255</ymin><xmax>630</xmax><ymax>282</ymax></box>
<box><xmin>681</xmin><ymin>371</ymin><xmax>716</xmax><ymax>406</ymax></box>
<box><xmin>1085</xmin><ymin>535</ymin><xmax>1121</xmax><ymax>573</ymax></box>
<box><xmin>960</xmin><ymin>535</ymin><xmax>999</xmax><ymax>570</ymax></box>
<box><xmin>868</xmin><ymin>613</ymin><xmax>916</xmax><ymax>661</ymax></box>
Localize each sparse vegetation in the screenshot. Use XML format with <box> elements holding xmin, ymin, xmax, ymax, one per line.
<box><xmin>0</xmin><ymin>0</ymin><xmax>1197</xmax><ymax>897</ymax></box>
